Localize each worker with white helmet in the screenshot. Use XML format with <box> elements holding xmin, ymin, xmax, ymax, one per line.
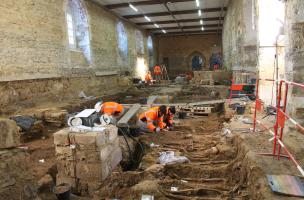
<box><xmin>95</xmin><ymin>101</ymin><xmax>125</xmax><ymax>125</ymax></box>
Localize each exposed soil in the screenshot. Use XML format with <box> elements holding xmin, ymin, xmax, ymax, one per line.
<box><xmin>94</xmin><ymin>115</ymin><xmax>249</xmax><ymax>200</ymax></box>
<box><xmin>24</xmin><ymin>134</ymin><xmax>57</xmax><ymax>181</ymax></box>
<box><xmin>4</xmin><ymin>85</ymin><xmax>301</xmax><ymax>200</ymax></box>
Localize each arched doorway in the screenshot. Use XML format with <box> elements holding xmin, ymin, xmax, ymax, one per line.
<box><xmin>147</xmin><ymin>36</ymin><xmax>154</xmax><ymax>68</ymax></box>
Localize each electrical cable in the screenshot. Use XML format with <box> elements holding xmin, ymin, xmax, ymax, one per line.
<box><xmin>118</xmin><ymin>127</ymin><xmax>145</xmax><ymax>164</ymax></box>
<box><xmin>118</xmin><ymin>127</ymin><xmax>134</xmax><ymax>162</ymax></box>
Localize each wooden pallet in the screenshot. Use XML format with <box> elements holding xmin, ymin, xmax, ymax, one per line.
<box><xmin>178</xmin><ymin>106</ymin><xmax>213</xmax><ymax>116</ymax></box>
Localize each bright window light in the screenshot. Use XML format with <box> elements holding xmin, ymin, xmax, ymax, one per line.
<box><xmin>154</xmin><ymin>24</ymin><xmax>159</xmax><ymax>28</ymax></box>
<box><xmin>66</xmin><ymin>13</ymin><xmax>76</xmax><ymax>47</ymax></box>
<box><xmin>129</xmin><ymin>4</ymin><xmax>138</xmax><ymax>12</ymax></box>
<box><xmin>196</xmin><ymin>0</ymin><xmax>200</xmax><ymax>7</ymax></box>
<box><xmin>136</xmin><ymin>57</ymin><xmax>148</xmax><ymax>80</ymax></box>
<box><xmin>201</xmin><ymin>26</ymin><xmax>205</xmax><ymax>31</ymax></box>
<box><xmin>198</xmin><ymin>10</ymin><xmax>202</xmax><ymax>16</ymax></box>
<box><xmin>200</xmin><ymin>19</ymin><xmax>203</xmax><ymax>25</ymax></box>
<box><xmin>144</xmin><ymin>16</ymin><xmax>151</xmax><ymax>22</ymax></box>
<box><xmin>162</xmin><ymin>29</ymin><xmax>166</xmax><ymax>34</ymax></box>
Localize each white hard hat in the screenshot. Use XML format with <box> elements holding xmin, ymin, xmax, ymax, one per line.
<box><xmin>94</xmin><ymin>101</ymin><xmax>103</xmax><ymax>112</ymax></box>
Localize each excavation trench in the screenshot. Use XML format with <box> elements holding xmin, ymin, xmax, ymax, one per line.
<box><xmin>94</xmin><ymin>115</ymin><xmax>252</xmax><ymax>200</ymax></box>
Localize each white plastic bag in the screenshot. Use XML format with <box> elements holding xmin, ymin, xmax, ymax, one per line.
<box><xmin>158</xmin><ymin>151</ymin><xmax>190</xmax><ymax>164</ymax></box>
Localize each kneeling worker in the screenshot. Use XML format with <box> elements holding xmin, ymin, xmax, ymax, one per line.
<box><xmin>145</xmin><ymin>71</ymin><xmax>152</xmax><ymax>85</ymax></box>
<box><xmin>164</xmin><ymin>106</ymin><xmax>176</xmax><ymax>130</ymax></box>
<box><xmin>95</xmin><ymin>101</ymin><xmax>125</xmax><ymax>123</ymax></box>
<box><xmin>138</xmin><ymin>105</ymin><xmax>167</xmax><ymax>133</ymax></box>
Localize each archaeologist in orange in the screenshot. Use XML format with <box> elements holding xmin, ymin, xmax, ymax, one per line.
<box><xmin>138</xmin><ymin>105</ymin><xmax>167</xmax><ymax>133</ymax></box>
<box><xmin>95</xmin><ymin>101</ymin><xmax>125</xmax><ymax>119</ymax></box>
<box><xmin>164</xmin><ymin>106</ymin><xmax>176</xmax><ymax>131</ymax></box>
<box><xmin>145</xmin><ymin>71</ymin><xmax>152</xmax><ymax>85</ymax></box>
<box><xmin>153</xmin><ymin>65</ymin><xmax>162</xmax><ymax>83</ymax></box>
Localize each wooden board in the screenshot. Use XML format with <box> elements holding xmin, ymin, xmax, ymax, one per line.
<box><xmin>147</xmin><ymin>96</ymin><xmax>158</xmax><ymax>105</ymax></box>
<box><xmin>117</xmin><ymin>104</ymin><xmax>141</xmax><ymax>127</ymax></box>
<box><xmin>267</xmin><ymin>175</ymin><xmax>304</xmax><ymax>197</ymax></box>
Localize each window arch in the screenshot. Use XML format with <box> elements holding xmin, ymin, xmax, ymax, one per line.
<box><xmin>135</xmin><ymin>30</ymin><xmax>144</xmax><ymax>55</ymax></box>
<box><xmin>66</xmin><ymin>0</ymin><xmax>92</xmax><ymax>64</ymax></box>
<box><xmin>116</xmin><ymin>21</ymin><xmax>128</xmax><ymax>59</ymax></box>
<box><xmin>147</xmin><ymin>36</ymin><xmax>154</xmax><ymax>67</ymax></box>
<box><xmin>147</xmin><ymin>36</ymin><xmax>153</xmax><ymax>55</ymax></box>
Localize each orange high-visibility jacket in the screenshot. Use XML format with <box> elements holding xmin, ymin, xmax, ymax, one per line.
<box><xmin>154</xmin><ymin>65</ymin><xmax>162</xmax><ymax>75</ymax></box>
<box><xmin>139</xmin><ymin>107</ymin><xmax>166</xmax><ymax>131</ymax></box>
<box><xmin>164</xmin><ymin>108</ymin><xmax>174</xmax><ymax>126</ymax></box>
<box><xmin>145</xmin><ymin>73</ymin><xmax>152</xmax><ymax>82</ymax></box>
<box><xmin>101</xmin><ymin>102</ymin><xmax>124</xmax><ymax>116</ymax></box>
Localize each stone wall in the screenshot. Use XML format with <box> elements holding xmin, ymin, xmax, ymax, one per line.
<box><xmin>222</xmin><ymin>0</ymin><xmax>258</xmax><ymax>71</ymax></box>
<box><xmin>285</xmin><ymin>0</ymin><xmax>304</xmax><ymax>123</ymax></box>
<box><xmin>0</xmin><ymin>0</ymin><xmax>154</xmax><ymax>107</ymax></box>
<box><xmin>156</xmin><ymin>34</ymin><xmax>221</xmax><ymax>77</ymax></box>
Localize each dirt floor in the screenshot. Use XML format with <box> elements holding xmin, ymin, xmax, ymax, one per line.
<box><xmin>2</xmin><ymin>84</ymin><xmax>304</xmax><ymax>200</ymax></box>
<box><xmin>94</xmin><ymin>115</ymin><xmax>249</xmax><ymax>200</ymax></box>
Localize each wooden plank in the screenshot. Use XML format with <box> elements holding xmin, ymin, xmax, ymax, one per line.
<box><xmin>123</xmin><ymin>7</ymin><xmax>227</xmax><ymax>19</ymax></box>
<box><xmin>117</xmin><ymin>104</ymin><xmax>141</xmax><ymax>127</ymax></box>
<box><xmin>136</xmin><ymin>17</ymin><xmax>224</xmax><ymax>26</ymax></box>
<box><xmin>147</xmin><ymin>96</ymin><xmax>158</xmax><ymax>105</ymax></box>
<box><xmin>122</xmin><ymin>99</ymin><xmax>226</xmax><ymax>108</ymax></box>
<box><xmin>188</xmin><ymin>99</ymin><xmax>225</xmax><ymax>106</ymax></box>
<box><xmin>105</xmin><ymin>0</ymin><xmax>194</xmax><ymax>9</ymax></box>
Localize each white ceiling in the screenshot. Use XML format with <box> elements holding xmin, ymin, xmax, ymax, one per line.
<box><xmin>93</xmin><ymin>0</ymin><xmax>228</xmax><ymax>35</ymax></box>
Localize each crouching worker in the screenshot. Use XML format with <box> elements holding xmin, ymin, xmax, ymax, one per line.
<box><xmin>95</xmin><ymin>101</ymin><xmax>125</xmax><ymax>124</ymax></box>
<box><xmin>138</xmin><ymin>105</ymin><xmax>167</xmax><ymax>133</ymax></box>
<box><xmin>164</xmin><ymin>106</ymin><xmax>176</xmax><ymax>131</ymax></box>
<box><xmin>145</xmin><ymin>71</ymin><xmax>152</xmax><ymax>85</ymax></box>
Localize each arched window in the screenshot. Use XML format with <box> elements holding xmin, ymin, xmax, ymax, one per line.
<box><xmin>135</xmin><ymin>30</ymin><xmax>144</xmax><ymax>55</ymax></box>
<box><xmin>188</xmin><ymin>51</ymin><xmax>206</xmax><ymax>71</ymax></box>
<box><xmin>116</xmin><ymin>21</ymin><xmax>128</xmax><ymax>60</ymax></box>
<box><xmin>66</xmin><ymin>0</ymin><xmax>92</xmax><ymax>64</ymax></box>
<box><xmin>147</xmin><ymin>36</ymin><xmax>154</xmax><ymax>67</ymax></box>
<box><xmin>147</xmin><ymin>36</ymin><xmax>153</xmax><ymax>55</ymax></box>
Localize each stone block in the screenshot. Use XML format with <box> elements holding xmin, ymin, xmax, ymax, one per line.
<box><xmin>73</xmin><ymin>131</ymin><xmax>107</xmax><ymax>150</ymax></box>
<box><xmin>57</xmin><ymin>160</ymin><xmax>75</xmax><ymax>177</ymax></box>
<box><xmin>100</xmin><ymin>144</ymin><xmax>114</xmax><ymax>163</ymax></box>
<box><xmin>101</xmin><ymin>162</ymin><xmax>111</xmax><ymax>181</ymax></box>
<box><xmin>76</xmin><ymin>150</ymin><xmax>101</xmax><ymax>163</ymax></box>
<box><xmin>0</xmin><ymin>119</ymin><xmax>20</xmax><ymax>149</ymax></box>
<box><xmin>105</xmin><ymin>125</ymin><xmax>118</xmax><ymax>142</ymax></box>
<box><xmin>76</xmin><ymin>163</ymin><xmax>102</xmax><ymax>180</ymax></box>
<box><xmin>109</xmin><ymin>148</ymin><xmax>122</xmax><ymax>170</ymax></box>
<box><xmin>56</xmin><ymin>174</ymin><xmax>76</xmax><ymax>188</ymax></box>
<box><xmin>44</xmin><ymin>109</ymin><xmax>68</xmax><ymax>127</ymax></box>
<box><xmin>96</xmin><ymin>131</ymin><xmax>107</xmax><ymax>147</ymax></box>
<box><xmin>53</xmin><ymin>128</ymin><xmax>70</xmax><ymax>146</ymax></box>
<box><xmin>55</xmin><ymin>146</ymin><xmax>73</xmax><ymax>157</ymax></box>
<box><xmin>100</xmin><ymin>138</ymin><xmax>120</xmax><ymax>162</ymax></box>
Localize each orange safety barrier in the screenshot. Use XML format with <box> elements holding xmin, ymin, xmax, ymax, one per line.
<box><xmin>253</xmin><ymin>79</ymin><xmax>304</xmax><ymax>176</ymax></box>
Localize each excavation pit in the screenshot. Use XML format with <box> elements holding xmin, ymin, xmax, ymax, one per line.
<box><xmin>93</xmin><ymin>115</ymin><xmax>252</xmax><ymax>200</ymax></box>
